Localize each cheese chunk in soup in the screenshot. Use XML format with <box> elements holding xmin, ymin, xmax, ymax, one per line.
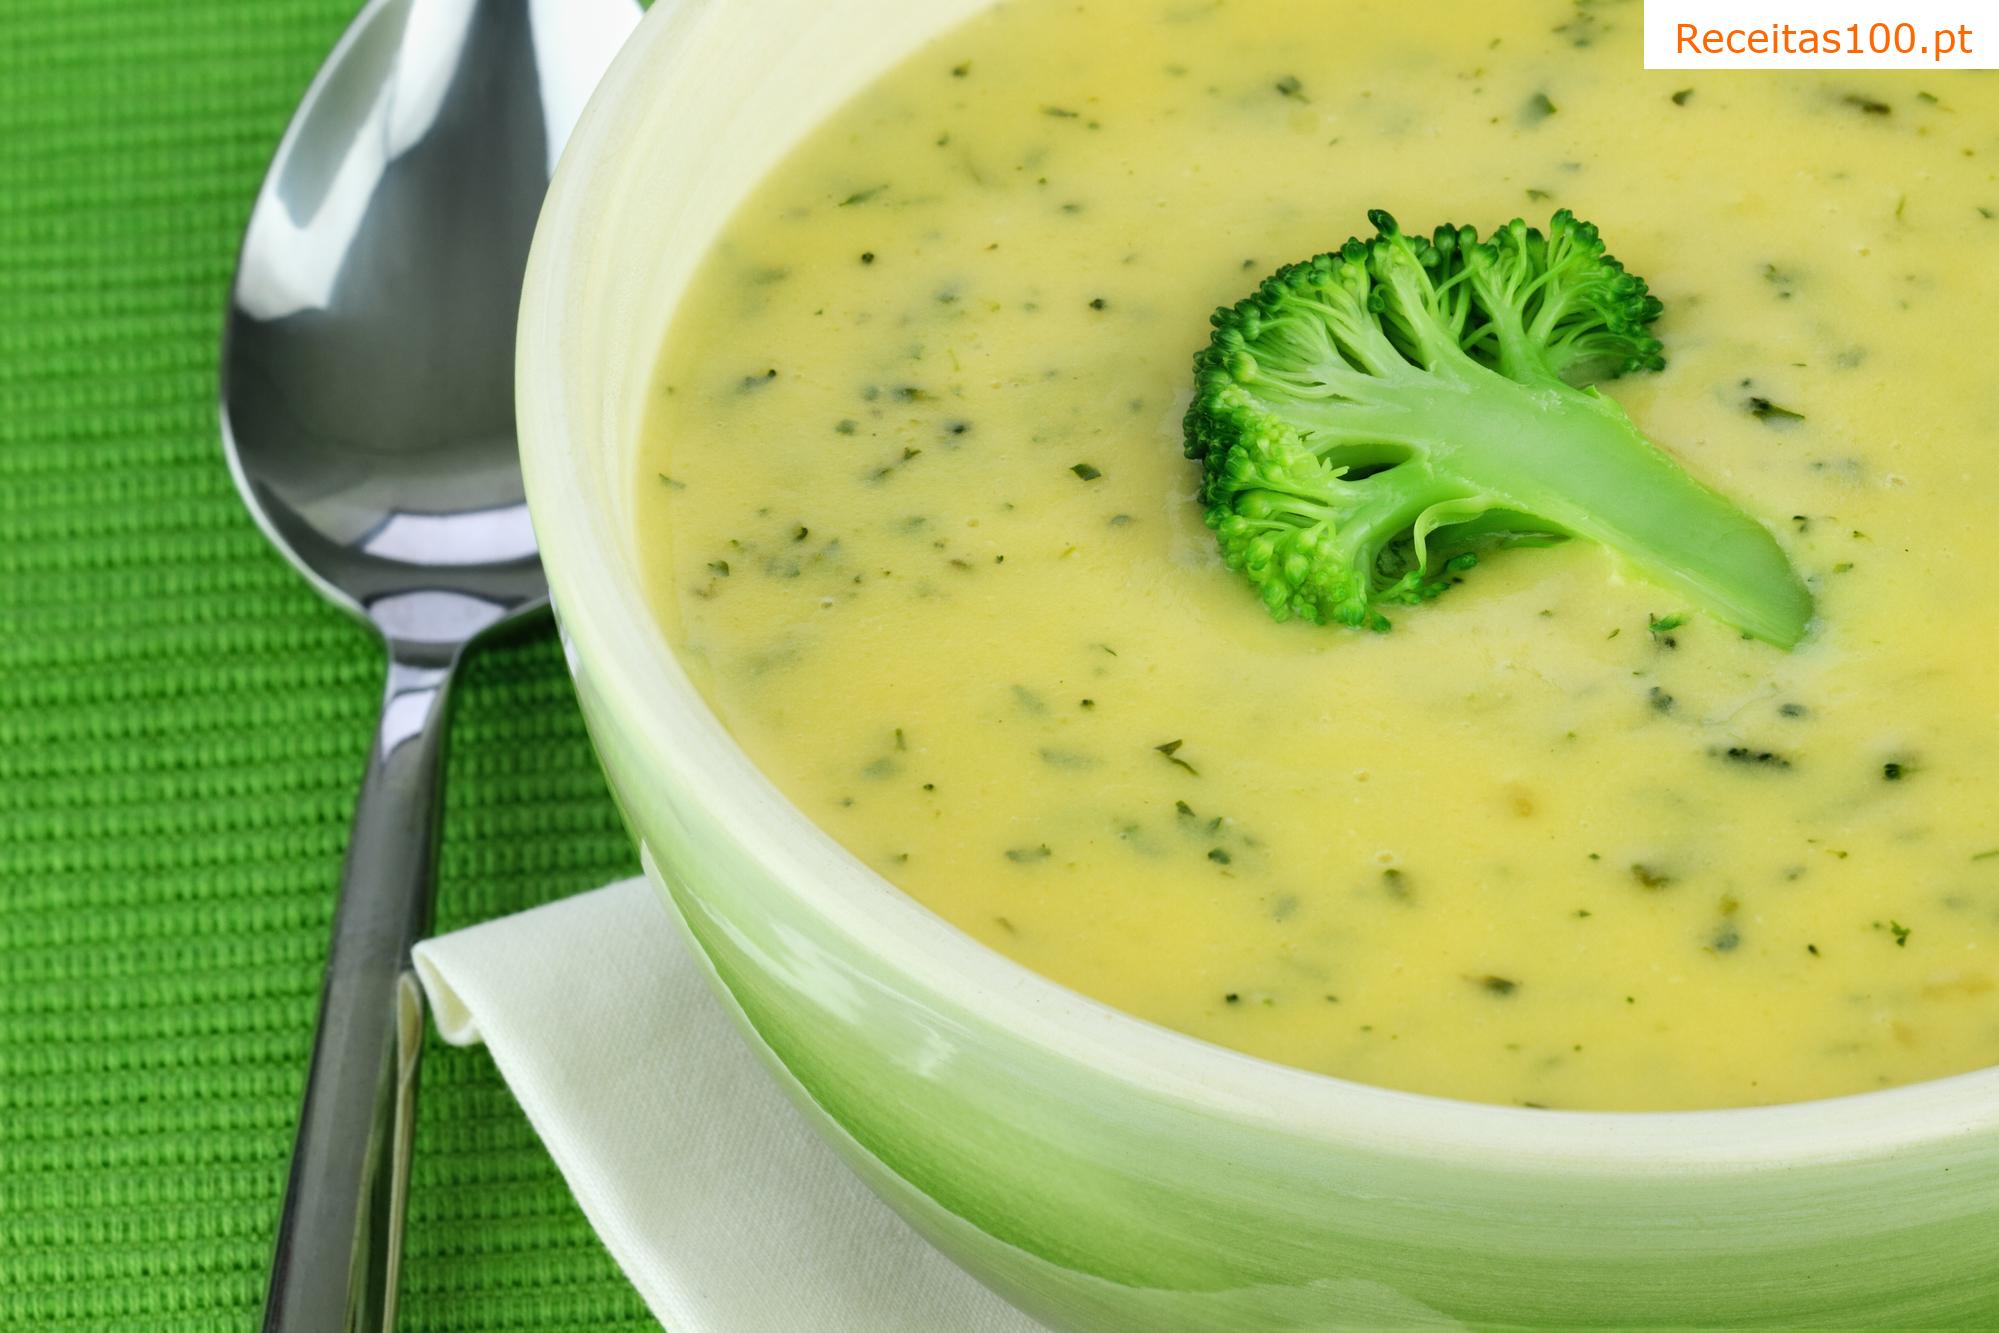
<box><xmin>637</xmin><ymin>0</ymin><xmax>1999</xmax><ymax>1109</ymax></box>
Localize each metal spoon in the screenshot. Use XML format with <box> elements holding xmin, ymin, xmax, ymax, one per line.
<box><xmin>219</xmin><ymin>1</ymin><xmax>638</xmax><ymax>1327</ymax></box>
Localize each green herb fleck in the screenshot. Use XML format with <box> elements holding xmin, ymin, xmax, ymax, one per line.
<box><xmin>1521</xmin><ymin>91</ymin><xmax>1558</xmax><ymax>124</ymax></box>
<box><xmin>707</xmin><ymin>560</ymin><xmax>730</xmax><ymax>578</ymax></box>
<box><xmin>1719</xmin><ymin>745</ymin><xmax>1792</xmax><ymax>769</ymax></box>
<box><xmin>1762</xmin><ymin>263</ymin><xmax>1798</xmax><ymax>297</ymax></box>
<box><xmin>1842</xmin><ymin>92</ymin><xmax>1892</xmax><ymax>116</ymax></box>
<box><xmin>1882</xmin><ymin>760</ymin><xmax>1908</xmax><ymax>781</ymax></box>
<box><xmin>1070</xmin><ymin>462</ymin><xmax>1103</xmax><ymax>481</ymax></box>
<box><xmin>1479</xmin><ymin>975</ymin><xmax>1519</xmax><ymax>996</ymax></box>
<box><xmin>1274</xmin><ymin>75</ymin><xmax>1309</xmax><ymax>101</ymax></box>
<box><xmin>1005</xmin><ymin>844</ymin><xmax>1052</xmax><ymax>864</ymax></box>
<box><xmin>1671</xmin><ymin>88</ymin><xmax>1694</xmax><ymax>106</ymax></box>
<box><xmin>1207</xmin><ymin>848</ymin><xmax>1232</xmax><ymax>865</ymax></box>
<box><xmin>1747</xmin><ymin>396</ymin><xmax>1806</xmax><ymax>424</ymax></box>
<box><xmin>1630</xmin><ymin>863</ymin><xmax>1673</xmax><ymax>890</ymax></box>
<box><xmin>1155</xmin><ymin>739</ymin><xmax>1199</xmax><ymax>776</ymax></box>
<box><xmin>838</xmin><ymin>185</ymin><xmax>888</xmax><ymax>207</ymax></box>
<box><xmin>1889</xmin><ymin>920</ymin><xmax>1911</xmax><ymax>947</ymax></box>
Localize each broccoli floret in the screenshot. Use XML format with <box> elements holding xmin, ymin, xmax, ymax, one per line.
<box><xmin>1183</xmin><ymin>209</ymin><xmax>1814</xmax><ymax>646</ymax></box>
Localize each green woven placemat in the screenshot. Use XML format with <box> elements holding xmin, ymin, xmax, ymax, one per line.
<box><xmin>0</xmin><ymin>1</ymin><xmax>653</xmax><ymax>1326</ymax></box>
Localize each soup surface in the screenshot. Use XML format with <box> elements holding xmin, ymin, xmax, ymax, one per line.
<box><xmin>637</xmin><ymin>0</ymin><xmax>1999</xmax><ymax>1109</ymax></box>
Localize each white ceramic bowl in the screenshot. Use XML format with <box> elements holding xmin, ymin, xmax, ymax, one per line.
<box><xmin>516</xmin><ymin>2</ymin><xmax>1999</xmax><ymax>1326</ymax></box>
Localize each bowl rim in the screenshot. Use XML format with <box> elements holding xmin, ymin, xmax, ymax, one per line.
<box><xmin>516</xmin><ymin>0</ymin><xmax>1999</xmax><ymax>1168</ymax></box>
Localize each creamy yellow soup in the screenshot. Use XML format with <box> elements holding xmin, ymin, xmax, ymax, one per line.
<box><xmin>636</xmin><ymin>0</ymin><xmax>1999</xmax><ymax>1109</ymax></box>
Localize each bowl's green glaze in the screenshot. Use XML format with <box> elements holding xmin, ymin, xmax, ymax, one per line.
<box><xmin>517</xmin><ymin>2</ymin><xmax>1999</xmax><ymax>1325</ymax></box>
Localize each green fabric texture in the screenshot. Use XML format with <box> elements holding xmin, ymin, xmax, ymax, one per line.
<box><xmin>0</xmin><ymin>1</ymin><xmax>653</xmax><ymax>1326</ymax></box>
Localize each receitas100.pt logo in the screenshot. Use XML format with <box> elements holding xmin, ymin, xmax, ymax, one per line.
<box><xmin>1645</xmin><ymin>0</ymin><xmax>1993</xmax><ymax>67</ymax></box>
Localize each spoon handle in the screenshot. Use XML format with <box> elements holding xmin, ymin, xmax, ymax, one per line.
<box><xmin>262</xmin><ymin>648</ymin><xmax>457</xmax><ymax>1333</ymax></box>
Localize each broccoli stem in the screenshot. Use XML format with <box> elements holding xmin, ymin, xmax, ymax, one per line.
<box><xmin>1382</xmin><ymin>363</ymin><xmax>1813</xmax><ymax>647</ymax></box>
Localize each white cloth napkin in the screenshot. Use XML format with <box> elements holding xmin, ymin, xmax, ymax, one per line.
<box><xmin>411</xmin><ymin>878</ymin><xmax>1046</xmax><ymax>1333</ymax></box>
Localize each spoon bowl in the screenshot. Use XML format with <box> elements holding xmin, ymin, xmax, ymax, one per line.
<box><xmin>223</xmin><ymin>0</ymin><xmax>635</xmax><ymax>638</ymax></box>
<box><xmin>219</xmin><ymin>1</ymin><xmax>638</xmax><ymax>1328</ymax></box>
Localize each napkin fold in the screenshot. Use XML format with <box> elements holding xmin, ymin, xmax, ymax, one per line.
<box><xmin>411</xmin><ymin>878</ymin><xmax>1045</xmax><ymax>1332</ymax></box>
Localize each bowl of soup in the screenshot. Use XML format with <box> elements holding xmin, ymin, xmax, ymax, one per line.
<box><xmin>517</xmin><ymin>0</ymin><xmax>1999</xmax><ymax>1324</ymax></box>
